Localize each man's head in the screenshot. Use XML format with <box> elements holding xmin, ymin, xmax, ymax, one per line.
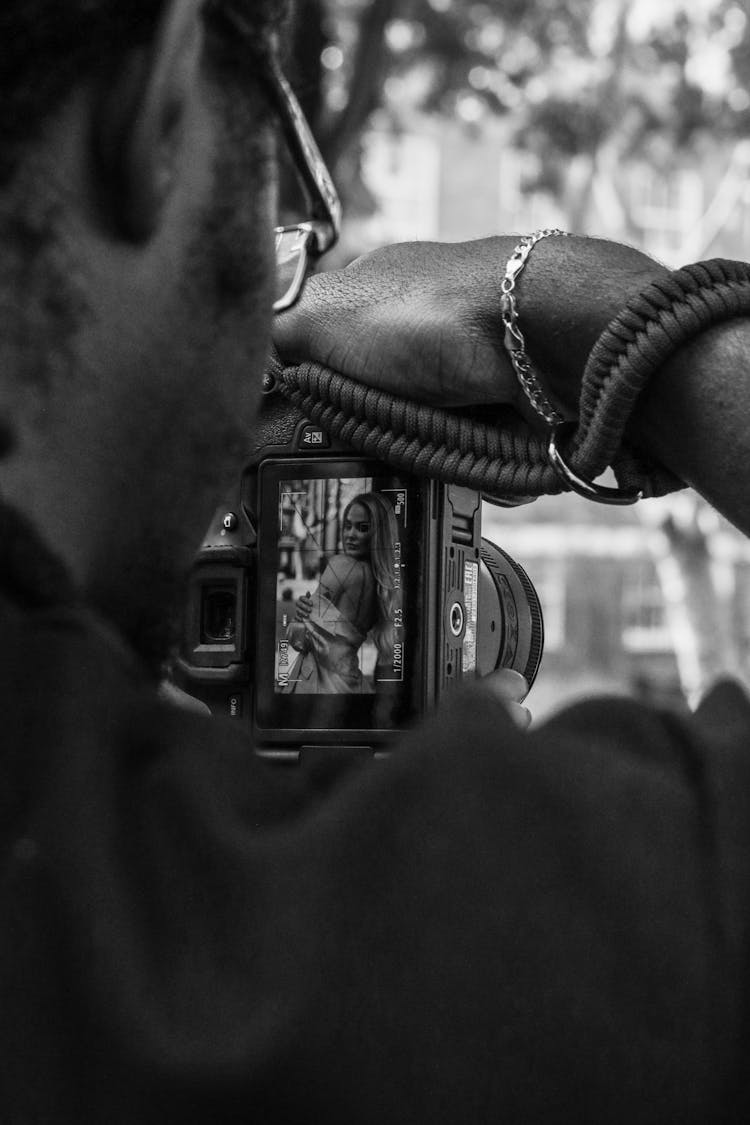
<box><xmin>0</xmin><ymin>0</ymin><xmax>289</xmax><ymax>667</ymax></box>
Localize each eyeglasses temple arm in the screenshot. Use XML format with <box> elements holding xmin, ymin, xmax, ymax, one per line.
<box><xmin>265</xmin><ymin>54</ymin><xmax>342</xmax><ymax>243</ymax></box>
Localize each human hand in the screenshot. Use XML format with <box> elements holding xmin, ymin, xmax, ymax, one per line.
<box><xmin>273</xmin><ymin>235</ymin><xmax>667</xmax><ymax>418</ymax></box>
<box><xmin>294</xmin><ymin>592</ymin><xmax>313</xmax><ymax>622</ymax></box>
<box><xmin>480</xmin><ymin>668</ymin><xmax>532</xmax><ymax>730</ymax></box>
<box><xmin>274</xmin><ymin>238</ymin><xmax>522</xmax><ymax>409</ymax></box>
<box><xmin>158</xmin><ymin>680</ymin><xmax>211</xmax><ymax>716</ymax></box>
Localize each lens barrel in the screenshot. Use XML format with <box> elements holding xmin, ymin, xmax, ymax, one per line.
<box><xmin>477</xmin><ymin>539</ymin><xmax>544</xmax><ymax>691</ymax></box>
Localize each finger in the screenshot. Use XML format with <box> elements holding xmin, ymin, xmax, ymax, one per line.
<box><xmin>158</xmin><ymin>681</ymin><xmax>211</xmax><ymax>716</ymax></box>
<box><xmin>481</xmin><ymin>667</ymin><xmax>529</xmax><ymax>705</ymax></box>
<box><xmin>506</xmin><ymin>702</ymin><xmax>532</xmax><ymax>730</ymax></box>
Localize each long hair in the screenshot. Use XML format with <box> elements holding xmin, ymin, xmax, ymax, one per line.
<box><xmin>343</xmin><ymin>492</ymin><xmax>401</xmax><ymax>665</ymax></box>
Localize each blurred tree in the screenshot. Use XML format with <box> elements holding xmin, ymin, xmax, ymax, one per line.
<box><xmin>289</xmin><ymin>0</ymin><xmax>750</xmax><ymax>237</ymax></box>
<box><xmin>289</xmin><ymin>0</ymin><xmax>402</xmax><ymax>216</ymax></box>
<box><xmin>638</xmin><ymin>498</ymin><xmax>750</xmax><ymax>705</ymax></box>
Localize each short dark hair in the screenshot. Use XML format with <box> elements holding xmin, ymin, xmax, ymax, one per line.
<box><xmin>0</xmin><ymin>0</ymin><xmax>288</xmax><ymax>184</ymax></box>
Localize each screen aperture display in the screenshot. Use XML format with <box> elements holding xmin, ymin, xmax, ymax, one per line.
<box><xmin>255</xmin><ymin>463</ymin><xmax>422</xmax><ymax>736</ymax></box>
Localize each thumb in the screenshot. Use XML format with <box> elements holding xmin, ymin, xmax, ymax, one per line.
<box><xmin>480</xmin><ymin>668</ymin><xmax>532</xmax><ymax>729</ymax></box>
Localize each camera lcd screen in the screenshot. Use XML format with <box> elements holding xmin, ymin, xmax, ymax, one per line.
<box><xmin>255</xmin><ymin>461</ymin><xmax>423</xmax><ymax>737</ymax></box>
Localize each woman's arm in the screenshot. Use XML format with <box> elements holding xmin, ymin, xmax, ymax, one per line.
<box><xmin>288</xmin><ymin>558</ymin><xmax>352</xmax><ymax>634</ymax></box>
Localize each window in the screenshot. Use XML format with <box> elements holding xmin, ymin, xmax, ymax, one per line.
<box><xmin>362</xmin><ymin>131</ymin><xmax>440</xmax><ymax>242</ymax></box>
<box><xmin>629</xmin><ymin>165</ymin><xmax>703</xmax><ymax>263</ymax></box>
<box><xmin>621</xmin><ymin>558</ymin><xmax>671</xmax><ymax>652</ymax></box>
<box><xmin>528</xmin><ymin>556</ymin><xmax>566</xmax><ymax>652</ymax></box>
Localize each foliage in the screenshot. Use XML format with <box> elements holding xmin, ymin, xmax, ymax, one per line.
<box><xmin>290</xmin><ymin>0</ymin><xmax>750</xmax><ymax>223</ymax></box>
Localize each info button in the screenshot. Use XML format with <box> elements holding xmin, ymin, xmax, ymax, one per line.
<box><xmin>299</xmin><ymin>424</ymin><xmax>330</xmax><ymax>450</ymax></box>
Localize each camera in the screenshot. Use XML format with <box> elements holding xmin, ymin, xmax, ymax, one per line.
<box><xmin>177</xmin><ymin>396</ymin><xmax>544</xmax><ymax>759</ymax></box>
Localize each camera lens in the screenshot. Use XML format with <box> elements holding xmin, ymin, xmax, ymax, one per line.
<box><xmin>477</xmin><ymin>539</ymin><xmax>544</xmax><ymax>692</ymax></box>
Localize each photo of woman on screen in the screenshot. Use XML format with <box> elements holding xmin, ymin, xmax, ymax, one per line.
<box><xmin>283</xmin><ymin>491</ymin><xmax>400</xmax><ymax>694</ymax></box>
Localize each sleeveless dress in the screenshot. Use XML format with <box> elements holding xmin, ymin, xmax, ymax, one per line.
<box><xmin>284</xmin><ymin>555</ymin><xmax>377</xmax><ymax>694</ymax></box>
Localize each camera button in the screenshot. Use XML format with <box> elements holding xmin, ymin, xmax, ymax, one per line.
<box><xmin>298</xmin><ymin>424</ymin><xmax>330</xmax><ymax>450</ymax></box>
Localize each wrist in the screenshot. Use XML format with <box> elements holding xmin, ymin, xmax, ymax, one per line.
<box><xmin>500</xmin><ymin>229</ymin><xmax>570</xmax><ymax>425</ymax></box>
<box><xmin>512</xmin><ymin>235</ymin><xmax>670</xmax><ymax>418</ymax></box>
<box><xmin>553</xmin><ymin>257</ymin><xmax>750</xmax><ymax>510</ymax></box>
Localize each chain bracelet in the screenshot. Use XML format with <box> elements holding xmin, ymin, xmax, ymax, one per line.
<box><xmin>500</xmin><ymin>228</ymin><xmax>569</xmax><ymax>425</ymax></box>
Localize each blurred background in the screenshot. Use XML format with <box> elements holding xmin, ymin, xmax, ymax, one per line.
<box><xmin>284</xmin><ymin>0</ymin><xmax>750</xmax><ymax>719</ymax></box>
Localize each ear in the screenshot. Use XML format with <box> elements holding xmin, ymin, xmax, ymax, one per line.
<box><xmin>92</xmin><ymin>0</ymin><xmax>204</xmax><ymax>242</ymax></box>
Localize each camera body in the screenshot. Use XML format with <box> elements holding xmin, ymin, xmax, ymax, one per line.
<box><xmin>177</xmin><ymin>397</ymin><xmax>543</xmax><ymax>758</ymax></box>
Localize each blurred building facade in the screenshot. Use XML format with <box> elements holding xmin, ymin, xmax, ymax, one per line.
<box><xmin>484</xmin><ymin>492</ymin><xmax>750</xmax><ymax>721</ymax></box>
<box><xmin>355</xmin><ymin>117</ymin><xmax>750</xmax><ymax>265</ymax></box>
